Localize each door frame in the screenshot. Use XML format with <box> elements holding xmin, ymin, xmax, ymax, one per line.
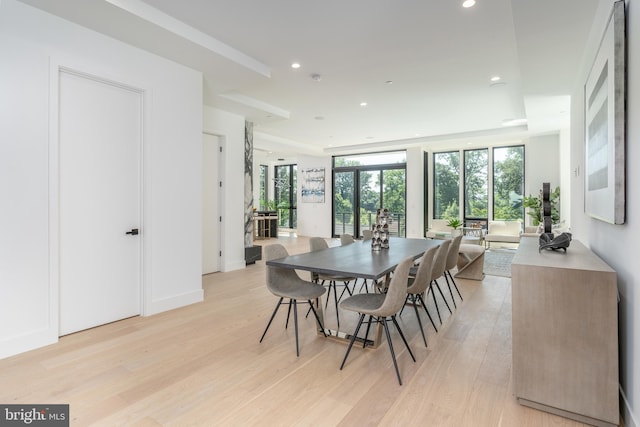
<box><xmin>202</xmin><ymin>131</ymin><xmax>223</xmax><ymax>274</ymax></box>
<box><xmin>48</xmin><ymin>62</ymin><xmax>147</xmax><ymax>336</ymax></box>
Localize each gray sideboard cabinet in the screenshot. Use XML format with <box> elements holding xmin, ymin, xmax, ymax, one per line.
<box><xmin>511</xmin><ymin>237</ymin><xmax>618</xmax><ymax>427</ymax></box>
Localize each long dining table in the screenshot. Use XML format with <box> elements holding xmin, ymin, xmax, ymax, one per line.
<box><xmin>266</xmin><ymin>237</ymin><xmax>442</xmax><ymax>347</ymax></box>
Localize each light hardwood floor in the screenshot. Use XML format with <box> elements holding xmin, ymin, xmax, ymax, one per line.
<box><xmin>0</xmin><ymin>235</ymin><xmax>593</xmax><ymax>426</ymax></box>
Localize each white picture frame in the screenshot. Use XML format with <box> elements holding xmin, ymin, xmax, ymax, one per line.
<box><xmin>584</xmin><ymin>0</ymin><xmax>626</xmax><ymax>224</ymax></box>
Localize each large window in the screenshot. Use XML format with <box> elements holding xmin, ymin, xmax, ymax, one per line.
<box><xmin>464</xmin><ymin>149</ymin><xmax>488</xmax><ymax>223</ymax></box>
<box><xmin>432</xmin><ymin>145</ymin><xmax>525</xmax><ymax>226</ymax></box>
<box><xmin>433</xmin><ymin>151</ymin><xmax>460</xmax><ymax>219</ymax></box>
<box><xmin>493</xmin><ymin>145</ymin><xmax>524</xmax><ymax>221</ymax></box>
<box><xmin>274</xmin><ymin>164</ymin><xmax>297</xmax><ymax>229</ymax></box>
<box><xmin>259</xmin><ymin>164</ymin><xmax>268</xmax><ymax>210</ymax></box>
<box><xmin>333</xmin><ymin>151</ymin><xmax>406</xmax><ymax>238</ymax></box>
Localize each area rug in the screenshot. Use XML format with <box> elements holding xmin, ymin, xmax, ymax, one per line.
<box><xmin>483</xmin><ymin>249</ymin><xmax>515</xmax><ymax>277</ymax></box>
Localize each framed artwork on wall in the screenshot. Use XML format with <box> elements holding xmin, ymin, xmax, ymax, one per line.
<box><xmin>584</xmin><ymin>0</ymin><xmax>626</xmax><ymax>224</ymax></box>
<box><xmin>300</xmin><ymin>167</ymin><xmax>325</xmax><ymax>203</ymax></box>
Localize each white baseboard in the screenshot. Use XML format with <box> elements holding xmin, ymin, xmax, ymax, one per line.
<box><xmin>223</xmin><ymin>260</ymin><xmax>248</xmax><ymax>272</ymax></box>
<box><xmin>0</xmin><ymin>328</ymin><xmax>58</xmax><ymax>360</ymax></box>
<box><xmin>621</xmin><ymin>387</ymin><xmax>638</xmax><ymax>427</ymax></box>
<box><xmin>145</xmin><ymin>289</ymin><xmax>204</xmax><ymax>316</ymax></box>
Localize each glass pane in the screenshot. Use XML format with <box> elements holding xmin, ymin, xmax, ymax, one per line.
<box><xmin>464</xmin><ymin>149</ymin><xmax>488</xmax><ymax>221</ymax></box>
<box><xmin>275</xmin><ymin>165</ymin><xmax>290</xmax><ymax>227</ymax></box>
<box><xmin>359</xmin><ymin>170</ymin><xmax>380</xmax><ymax>238</ymax></box>
<box><xmin>274</xmin><ymin>164</ymin><xmax>297</xmax><ymax>228</ymax></box>
<box><xmin>334</xmin><ymin>151</ymin><xmax>406</xmax><ymax>167</ymax></box>
<box><xmin>259</xmin><ymin>165</ymin><xmax>267</xmax><ymax>210</ymax></box>
<box><xmin>433</xmin><ymin>151</ymin><xmax>460</xmax><ymax>219</ymax></box>
<box><xmin>493</xmin><ymin>146</ymin><xmax>524</xmax><ymax>222</ymax></box>
<box><xmin>291</xmin><ymin>165</ymin><xmax>297</xmax><ymax>228</ymax></box>
<box><xmin>383</xmin><ymin>169</ymin><xmax>406</xmax><ymax>237</ymax></box>
<box><xmin>333</xmin><ymin>171</ymin><xmax>355</xmax><ymax>236</ymax></box>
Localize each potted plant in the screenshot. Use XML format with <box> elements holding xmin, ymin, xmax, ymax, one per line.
<box><xmin>523</xmin><ymin>186</ymin><xmax>560</xmax><ymax>226</ymax></box>
<box><xmin>446</xmin><ymin>218</ymin><xmax>463</xmax><ymax>236</ymax></box>
<box><xmin>260</xmin><ymin>199</ymin><xmax>278</xmax><ymax>212</ymax></box>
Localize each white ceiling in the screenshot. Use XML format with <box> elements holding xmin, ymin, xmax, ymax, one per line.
<box><xmin>19</xmin><ymin>0</ymin><xmax>600</xmax><ymax>160</ymax></box>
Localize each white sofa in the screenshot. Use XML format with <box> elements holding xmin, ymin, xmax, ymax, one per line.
<box><xmin>521</xmin><ymin>221</ymin><xmax>570</xmax><ymax>238</ymax></box>
<box><xmin>484</xmin><ymin>220</ymin><xmax>521</xmax><ymax>248</ymax></box>
<box><xmin>425</xmin><ymin>219</ymin><xmax>453</xmax><ymax>239</ymax></box>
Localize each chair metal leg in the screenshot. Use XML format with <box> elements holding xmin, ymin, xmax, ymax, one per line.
<box><xmin>293</xmin><ymin>299</ymin><xmax>299</xmax><ymax>357</ymax></box>
<box><xmin>446</xmin><ymin>270</ymin><xmax>463</xmax><ymax>301</ymax></box>
<box><xmin>416</xmin><ymin>293</ymin><xmax>438</xmax><ymax>333</ymax></box>
<box><xmin>410</xmin><ymin>295</ymin><xmax>428</xmax><ymax>347</ymax></box>
<box><xmin>260</xmin><ymin>297</ymin><xmax>284</xmax><ymax>343</ymax></box>
<box><xmin>443</xmin><ymin>273</ymin><xmax>457</xmax><ymax>309</ymax></box>
<box><xmin>337</xmin><ymin>280</ymin><xmax>353</xmax><ymax>302</ymax></box>
<box><xmin>382</xmin><ymin>319</ymin><xmax>403</xmax><ymax>385</ymax></box>
<box><xmin>362</xmin><ymin>315</ymin><xmax>374</xmax><ymax>349</ymax></box>
<box><xmin>433</xmin><ymin>279</ymin><xmax>452</xmax><ymax>314</ymax></box>
<box><xmin>392</xmin><ymin>315</ymin><xmax>416</xmax><ymax>363</ymax></box>
<box><xmin>340</xmin><ymin>313</ymin><xmax>366</xmax><ymax>370</ymax></box>
<box><xmin>307</xmin><ymin>299</ymin><xmax>328</xmax><ymax>338</ymax></box>
<box><xmin>429</xmin><ymin>282</ymin><xmax>442</xmax><ymax>324</ymax></box>
<box><xmin>399</xmin><ymin>294</ymin><xmax>410</xmax><ymax>316</ymax></box>
<box><xmin>285</xmin><ymin>299</ymin><xmax>293</xmax><ymax>329</ymax></box>
<box><xmin>333</xmin><ymin>281</ymin><xmax>340</xmax><ymax>327</ymax></box>
<box><xmin>325</xmin><ymin>281</ymin><xmax>333</xmax><ymax>309</ymax></box>
<box><xmin>358</xmin><ymin>278</ymin><xmax>369</xmax><ymax>293</ymax></box>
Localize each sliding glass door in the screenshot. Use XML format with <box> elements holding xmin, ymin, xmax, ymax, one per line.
<box><xmin>274</xmin><ymin>164</ymin><xmax>297</xmax><ymax>229</ymax></box>
<box><xmin>333</xmin><ymin>170</ymin><xmax>355</xmax><ymax>236</ymax></box>
<box><xmin>333</xmin><ymin>151</ymin><xmax>406</xmax><ymax>238</ymax></box>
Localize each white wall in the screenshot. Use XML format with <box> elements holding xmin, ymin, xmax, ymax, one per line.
<box><xmin>405</xmin><ymin>147</ymin><xmax>425</xmax><ymax>238</ymax></box>
<box><xmin>570</xmin><ymin>0</ymin><xmax>638</xmax><ymax>425</ymax></box>
<box><xmin>295</xmin><ymin>155</ymin><xmax>333</xmax><ymax>237</ymax></box>
<box><xmin>294</xmin><ymin>151</ymin><xmax>424</xmax><ymax>239</ymax></box>
<box><xmin>524</xmin><ymin>134</ymin><xmax>562</xmax><ymax>225</ymax></box>
<box><xmin>203</xmin><ymin>106</ymin><xmax>247</xmax><ymax>271</ymax></box>
<box><xmin>0</xmin><ymin>0</ymin><xmax>203</xmax><ymax>359</ymax></box>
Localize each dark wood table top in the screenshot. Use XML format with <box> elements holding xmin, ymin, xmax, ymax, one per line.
<box><xmin>266</xmin><ymin>237</ymin><xmax>441</xmax><ymax>280</ymax></box>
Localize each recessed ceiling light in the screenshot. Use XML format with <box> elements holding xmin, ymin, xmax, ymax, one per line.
<box><xmin>360</xmin><ymin>102</ymin><xmax>368</xmax><ymax>107</ymax></box>
<box><xmin>462</xmin><ymin>0</ymin><xmax>476</xmax><ymax>8</ymax></box>
<box><xmin>490</xmin><ymin>76</ymin><xmax>501</xmax><ymax>82</ymax></box>
<box><xmin>291</xmin><ymin>62</ymin><xmax>301</xmax><ymax>69</ymax></box>
<box><xmin>385</xmin><ymin>80</ymin><xmax>393</xmax><ymax>85</ymax></box>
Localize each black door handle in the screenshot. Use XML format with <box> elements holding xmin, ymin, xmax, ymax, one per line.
<box><xmin>126</xmin><ymin>228</ymin><xmax>139</xmax><ymax>236</ymax></box>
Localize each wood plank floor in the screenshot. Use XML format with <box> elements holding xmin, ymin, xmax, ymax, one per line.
<box><xmin>0</xmin><ymin>235</ymin><xmax>592</xmax><ymax>426</ymax></box>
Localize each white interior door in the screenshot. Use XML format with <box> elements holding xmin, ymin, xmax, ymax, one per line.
<box><xmin>202</xmin><ymin>133</ymin><xmax>221</xmax><ymax>274</ymax></box>
<box><xmin>59</xmin><ymin>70</ymin><xmax>142</xmax><ymax>335</ymax></box>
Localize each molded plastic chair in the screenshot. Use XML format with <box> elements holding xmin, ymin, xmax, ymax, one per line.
<box><xmin>260</xmin><ymin>244</ymin><xmax>327</xmax><ymax>356</ymax></box>
<box><xmin>340</xmin><ymin>234</ymin><xmax>355</xmax><ymax>245</ymax></box>
<box><xmin>339</xmin><ymin>256</ymin><xmax>417</xmax><ymax>385</ymax></box>
<box><xmin>428</xmin><ymin>239</ymin><xmax>453</xmax><ymax>324</ymax></box>
<box><xmin>444</xmin><ymin>234</ymin><xmax>464</xmax><ymax>307</ymax></box>
<box><xmin>308</xmin><ymin>237</ymin><xmax>357</xmax><ymax>327</ymax></box>
<box><xmin>405</xmin><ymin>245</ymin><xmax>440</xmax><ymax>347</ymax></box>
